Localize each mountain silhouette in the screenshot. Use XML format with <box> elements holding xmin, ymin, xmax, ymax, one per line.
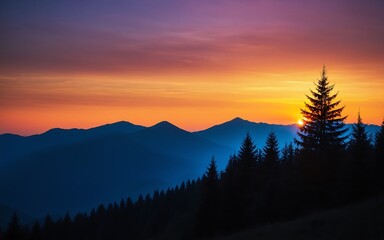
<box><xmin>0</xmin><ymin>121</ymin><xmax>144</xmax><ymax>168</ymax></box>
<box><xmin>0</xmin><ymin>118</ymin><xmax>380</xmax><ymax>223</ymax></box>
<box><xmin>0</xmin><ymin>121</ymin><xmax>231</xmax><ymax>219</ymax></box>
<box><xmin>195</xmin><ymin>117</ymin><xmax>299</xmax><ymax>150</ymax></box>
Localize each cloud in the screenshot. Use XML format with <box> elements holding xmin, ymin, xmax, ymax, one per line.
<box><xmin>1</xmin><ymin>0</ymin><xmax>383</xmax><ymax>76</ymax></box>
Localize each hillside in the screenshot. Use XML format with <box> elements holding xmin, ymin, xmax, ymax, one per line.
<box><xmin>214</xmin><ymin>195</ymin><xmax>384</xmax><ymax>240</ymax></box>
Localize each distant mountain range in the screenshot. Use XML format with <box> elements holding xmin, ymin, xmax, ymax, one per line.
<box><xmin>0</xmin><ymin>118</ymin><xmax>380</xmax><ymax>226</ymax></box>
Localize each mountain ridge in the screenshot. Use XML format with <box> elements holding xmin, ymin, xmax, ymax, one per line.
<box><xmin>0</xmin><ymin>118</ymin><xmax>381</xmax><ymax>224</ymax></box>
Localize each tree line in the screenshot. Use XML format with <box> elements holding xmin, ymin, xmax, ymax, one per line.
<box><xmin>2</xmin><ymin>67</ymin><xmax>384</xmax><ymax>239</ymax></box>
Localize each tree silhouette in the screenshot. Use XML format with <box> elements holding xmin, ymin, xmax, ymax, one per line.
<box><xmin>347</xmin><ymin>112</ymin><xmax>373</xmax><ymax>198</ymax></box>
<box><xmin>281</xmin><ymin>142</ymin><xmax>295</xmax><ymax>166</ymax></box>
<box><xmin>348</xmin><ymin>112</ymin><xmax>372</xmax><ymax>162</ymax></box>
<box><xmin>4</xmin><ymin>213</ymin><xmax>26</xmax><ymax>240</ymax></box>
<box><xmin>238</xmin><ymin>133</ymin><xmax>258</xmax><ymax>168</ymax></box>
<box><xmin>195</xmin><ymin>158</ymin><xmax>220</xmax><ymax>238</ymax></box>
<box><xmin>29</xmin><ymin>221</ymin><xmax>41</xmax><ymax>240</ymax></box>
<box><xmin>262</xmin><ymin>131</ymin><xmax>280</xmax><ymax>171</ymax></box>
<box><xmin>237</xmin><ymin>133</ymin><xmax>258</xmax><ymax>228</ymax></box>
<box><xmin>374</xmin><ymin>119</ymin><xmax>384</xmax><ymax>160</ymax></box>
<box><xmin>220</xmin><ymin>154</ymin><xmax>240</xmax><ymax>233</ymax></box>
<box><xmin>374</xmin><ymin>119</ymin><xmax>384</xmax><ymax>184</ymax></box>
<box><xmin>296</xmin><ymin>66</ymin><xmax>347</xmax><ymax>155</ymax></box>
<box><xmin>261</xmin><ymin>131</ymin><xmax>280</xmax><ymax>220</ymax></box>
<box><xmin>295</xmin><ymin>66</ymin><xmax>348</xmax><ymax>204</ymax></box>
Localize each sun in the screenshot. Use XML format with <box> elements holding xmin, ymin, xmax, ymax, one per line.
<box><xmin>297</xmin><ymin>119</ymin><xmax>304</xmax><ymax>126</ymax></box>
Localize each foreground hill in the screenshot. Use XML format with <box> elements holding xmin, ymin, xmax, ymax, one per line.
<box><xmin>214</xmin><ymin>195</ymin><xmax>384</xmax><ymax>240</ymax></box>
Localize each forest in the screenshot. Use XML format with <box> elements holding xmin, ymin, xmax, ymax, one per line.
<box><xmin>2</xmin><ymin>68</ymin><xmax>384</xmax><ymax>240</ymax></box>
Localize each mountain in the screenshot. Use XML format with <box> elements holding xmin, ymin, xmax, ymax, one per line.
<box><xmin>0</xmin><ymin>118</ymin><xmax>380</xmax><ymax>222</ymax></box>
<box><xmin>131</xmin><ymin>121</ymin><xmax>232</xmax><ymax>169</ymax></box>
<box><xmin>195</xmin><ymin>117</ymin><xmax>299</xmax><ymax>151</ymax></box>
<box><xmin>0</xmin><ymin>121</ymin><xmax>145</xmax><ymax>167</ymax></box>
<box><xmin>344</xmin><ymin>124</ymin><xmax>381</xmax><ymax>140</ymax></box>
<box><xmin>0</xmin><ymin>121</ymin><xmax>231</xmax><ymax>219</ymax></box>
<box><xmin>195</xmin><ymin>118</ymin><xmax>381</xmax><ymax>151</ymax></box>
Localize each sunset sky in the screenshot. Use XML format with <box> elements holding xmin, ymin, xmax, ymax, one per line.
<box><xmin>1</xmin><ymin>0</ymin><xmax>383</xmax><ymax>135</ymax></box>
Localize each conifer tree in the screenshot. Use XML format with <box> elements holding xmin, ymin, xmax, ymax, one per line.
<box><xmin>220</xmin><ymin>154</ymin><xmax>240</xmax><ymax>233</ymax></box>
<box><xmin>262</xmin><ymin>131</ymin><xmax>280</xmax><ymax>170</ymax></box>
<box><xmin>348</xmin><ymin>112</ymin><xmax>372</xmax><ymax>162</ymax></box>
<box><xmin>4</xmin><ymin>213</ymin><xmax>25</xmax><ymax>240</ymax></box>
<box><xmin>237</xmin><ymin>133</ymin><xmax>258</xmax><ymax>227</ymax></box>
<box><xmin>281</xmin><ymin>142</ymin><xmax>295</xmax><ymax>164</ymax></box>
<box><xmin>375</xmin><ymin>119</ymin><xmax>384</xmax><ymax>162</ymax></box>
<box><xmin>374</xmin><ymin>120</ymin><xmax>384</xmax><ymax>183</ymax></box>
<box><xmin>296</xmin><ymin>66</ymin><xmax>347</xmax><ymax>155</ymax></box>
<box><xmin>29</xmin><ymin>221</ymin><xmax>41</xmax><ymax>240</ymax></box>
<box><xmin>196</xmin><ymin>157</ymin><xmax>220</xmax><ymax>237</ymax></box>
<box><xmin>238</xmin><ymin>133</ymin><xmax>258</xmax><ymax>168</ymax></box>
<box><xmin>259</xmin><ymin>131</ymin><xmax>281</xmax><ymax>219</ymax></box>
<box><xmin>346</xmin><ymin>112</ymin><xmax>373</xmax><ymax>197</ymax></box>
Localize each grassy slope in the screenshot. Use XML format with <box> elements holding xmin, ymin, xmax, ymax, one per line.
<box><xmin>213</xmin><ymin>195</ymin><xmax>384</xmax><ymax>240</ymax></box>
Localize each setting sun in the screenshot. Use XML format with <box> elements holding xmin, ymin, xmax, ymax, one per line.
<box><xmin>297</xmin><ymin>119</ymin><xmax>304</xmax><ymax>126</ymax></box>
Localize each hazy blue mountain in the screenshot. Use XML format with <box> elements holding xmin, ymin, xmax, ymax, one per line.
<box><xmin>0</xmin><ymin>122</ymin><xmax>231</xmax><ymax>219</ymax></box>
<box><xmin>131</xmin><ymin>121</ymin><xmax>232</xmax><ymax>168</ymax></box>
<box><xmin>0</xmin><ymin>118</ymin><xmax>380</xmax><ymax>223</ymax></box>
<box><xmin>344</xmin><ymin>124</ymin><xmax>381</xmax><ymax>141</ymax></box>
<box><xmin>0</xmin><ymin>121</ymin><xmax>145</xmax><ymax>167</ymax></box>
<box><xmin>195</xmin><ymin>117</ymin><xmax>299</xmax><ymax>151</ymax></box>
<box><xmin>194</xmin><ymin>118</ymin><xmax>381</xmax><ymax>151</ymax></box>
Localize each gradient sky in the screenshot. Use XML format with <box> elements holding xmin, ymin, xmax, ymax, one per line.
<box><xmin>1</xmin><ymin>0</ymin><xmax>383</xmax><ymax>135</ymax></box>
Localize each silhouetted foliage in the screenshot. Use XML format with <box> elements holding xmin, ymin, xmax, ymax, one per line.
<box><xmin>346</xmin><ymin>112</ymin><xmax>373</xmax><ymax>198</ymax></box>
<box><xmin>4</xmin><ymin>213</ymin><xmax>26</xmax><ymax>240</ymax></box>
<box><xmin>294</xmin><ymin>67</ymin><xmax>348</xmax><ymax>206</ymax></box>
<box><xmin>262</xmin><ymin>131</ymin><xmax>279</xmax><ymax>171</ymax></box>
<box><xmin>374</xmin><ymin>120</ymin><xmax>384</xmax><ymax>185</ymax></box>
<box><xmin>195</xmin><ymin>158</ymin><xmax>220</xmax><ymax>238</ymax></box>
<box><xmin>349</xmin><ymin>112</ymin><xmax>372</xmax><ymax>158</ymax></box>
<box><xmin>374</xmin><ymin>120</ymin><xmax>384</xmax><ymax>160</ymax></box>
<box><xmin>29</xmin><ymin>221</ymin><xmax>41</xmax><ymax>240</ymax></box>
<box><xmin>296</xmin><ymin>66</ymin><xmax>347</xmax><ymax>155</ymax></box>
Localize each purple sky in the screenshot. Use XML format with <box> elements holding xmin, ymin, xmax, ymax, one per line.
<box><xmin>1</xmin><ymin>0</ymin><xmax>383</xmax><ymax>134</ymax></box>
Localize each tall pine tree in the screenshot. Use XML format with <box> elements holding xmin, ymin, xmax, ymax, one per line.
<box><xmin>347</xmin><ymin>112</ymin><xmax>373</xmax><ymax>198</ymax></box>
<box><xmin>195</xmin><ymin>157</ymin><xmax>220</xmax><ymax>238</ymax></box>
<box><xmin>262</xmin><ymin>131</ymin><xmax>280</xmax><ymax>171</ymax></box>
<box><xmin>261</xmin><ymin>131</ymin><xmax>281</xmax><ymax>220</ymax></box>
<box><xmin>374</xmin><ymin>120</ymin><xmax>384</xmax><ymax>184</ymax></box>
<box><xmin>4</xmin><ymin>213</ymin><xmax>26</xmax><ymax>240</ymax></box>
<box><xmin>295</xmin><ymin>66</ymin><xmax>348</xmax><ymax>203</ymax></box>
<box><xmin>296</xmin><ymin>66</ymin><xmax>347</xmax><ymax>155</ymax></box>
<box><xmin>237</xmin><ymin>133</ymin><xmax>258</xmax><ymax>228</ymax></box>
<box><xmin>348</xmin><ymin>112</ymin><xmax>372</xmax><ymax>162</ymax></box>
<box><xmin>375</xmin><ymin>119</ymin><xmax>384</xmax><ymax>162</ymax></box>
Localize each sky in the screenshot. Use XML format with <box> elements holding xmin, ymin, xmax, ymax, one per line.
<box><xmin>1</xmin><ymin>0</ymin><xmax>383</xmax><ymax>135</ymax></box>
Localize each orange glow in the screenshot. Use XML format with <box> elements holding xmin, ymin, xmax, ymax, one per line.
<box><xmin>1</xmin><ymin>1</ymin><xmax>383</xmax><ymax>135</ymax></box>
<box><xmin>1</xmin><ymin>66</ymin><xmax>382</xmax><ymax>136</ymax></box>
